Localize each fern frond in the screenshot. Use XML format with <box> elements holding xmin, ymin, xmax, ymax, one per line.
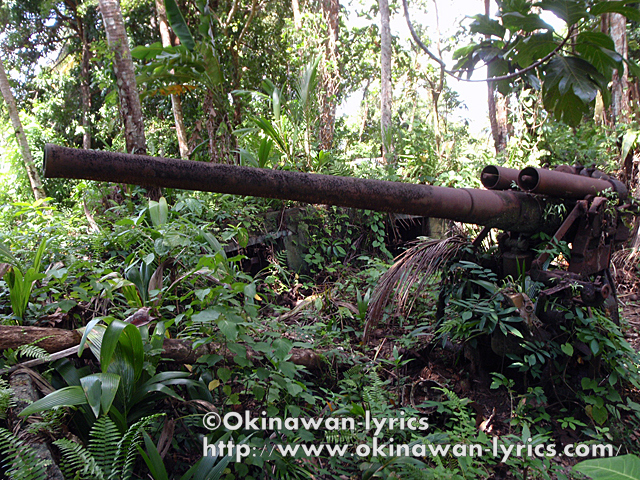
<box><xmin>112</xmin><ymin>413</ymin><xmax>164</xmax><ymax>480</ymax></box>
<box><xmin>89</xmin><ymin>416</ymin><xmax>120</xmax><ymax>479</ymax></box>
<box><xmin>362</xmin><ymin>369</ymin><xmax>388</xmax><ymax>406</ymax></box>
<box><xmin>0</xmin><ymin>378</ymin><xmax>15</xmax><ymax>420</ymax></box>
<box><xmin>15</xmin><ymin>344</ymin><xmax>51</xmax><ymax>362</ymax></box>
<box><xmin>54</xmin><ymin>438</ymin><xmax>105</xmax><ymax>480</ymax></box>
<box><xmin>0</xmin><ymin>427</ymin><xmax>48</xmax><ymax>480</ymax></box>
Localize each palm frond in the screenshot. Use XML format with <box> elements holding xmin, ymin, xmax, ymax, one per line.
<box><xmin>364</xmin><ymin>236</ymin><xmax>469</xmax><ymax>342</ymax></box>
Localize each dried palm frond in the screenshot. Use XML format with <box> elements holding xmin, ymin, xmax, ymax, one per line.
<box><xmin>363</xmin><ymin>236</ymin><xmax>469</xmax><ymax>343</ymax></box>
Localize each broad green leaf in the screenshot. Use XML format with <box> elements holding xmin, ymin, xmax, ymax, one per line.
<box><xmin>574</xmin><ymin>454</ymin><xmax>640</xmax><ymax>480</ymax></box>
<box><xmin>469</xmin><ymin>14</ymin><xmax>506</xmax><ymax>38</ymax></box>
<box><xmin>133</xmin><ymin>383</ymin><xmax>186</xmax><ymax>404</ymax></box>
<box><xmin>257</xmin><ymin>138</ymin><xmax>274</xmax><ymax>168</ymax></box>
<box><xmin>31</xmin><ymin>238</ymin><xmax>48</xmax><ymax>275</ymax></box>
<box><xmin>149</xmin><ymin>197</ymin><xmax>168</xmax><ymax>226</ymax></box>
<box><xmin>515</xmin><ymin>31</ymin><xmax>558</xmax><ymax>67</ymax></box>
<box><xmin>621</xmin><ymin>131</ymin><xmax>639</xmax><ymax>161</ymax></box>
<box><xmin>625</xmin><ymin>58</ymin><xmax>640</xmax><ymax>79</ymax></box>
<box><xmin>100</xmin><ymin>319</ymin><xmax>144</xmax><ymax>382</ymax></box>
<box><xmin>590</xmin><ymin>1</ymin><xmax>640</xmax><ymax>22</ymax></box>
<box><xmin>0</xmin><ymin>240</ymin><xmax>17</xmax><ymax>264</ymax></box>
<box><xmin>164</xmin><ymin>0</ymin><xmax>195</xmax><ymax>51</ymax></box>
<box><xmin>543</xmin><ymin>83</ymin><xmax>588</xmax><ymax>125</ymax></box>
<box><xmin>217</xmin><ymin>318</ymin><xmax>239</xmax><ymax>341</ymax></box>
<box><xmin>137</xmin><ymin>371</ymin><xmax>192</xmax><ymax>392</ymax></box>
<box><xmin>543</xmin><ymin>56</ymin><xmax>605</xmax><ymax>125</ymax></box>
<box><xmin>271</xmin><ymin>338</ymin><xmax>293</xmax><ymax>362</ymax></box>
<box><xmin>78</xmin><ymin>318</ymin><xmax>104</xmax><ymax>357</ymax></box>
<box><xmin>536</xmin><ymin>0</ymin><xmax>589</xmax><ymax>25</ymax></box>
<box><xmin>575</xmin><ymin>32</ymin><xmax>622</xmax><ymax>79</ymax></box>
<box><xmin>560</xmin><ymin>343</ymin><xmax>574</xmax><ymax>356</ymax></box>
<box><xmin>502</xmin><ymin>12</ymin><xmax>554</xmax><ymax>33</ymax></box>
<box><xmin>19</xmin><ymin>386</ymin><xmax>87</xmax><ymax>416</ymax></box>
<box><xmin>470</xmin><ymin>279</ymin><xmax>498</xmax><ymax>294</ymax></box>
<box><xmin>81</xmin><ymin>374</ymin><xmax>103</xmax><ymax>417</ymax></box>
<box><xmin>278</xmin><ymin>361</ymin><xmax>297</xmax><ymax>378</ymax></box>
<box><xmin>191</xmin><ymin>308</ymin><xmax>221</xmax><ymax>323</ymax></box>
<box><xmin>200</xmin><ymin>232</ymin><xmax>226</xmax><ymax>258</ymax></box>
<box><xmin>272</xmin><ymin>87</ymin><xmax>281</xmax><ymax>121</ymax></box>
<box><xmin>139</xmin><ymin>432</ymin><xmax>169</xmax><ymax>480</ymax></box>
<box><xmin>131</xmin><ymin>43</ymin><xmax>165</xmax><ymax>60</ymax></box>
<box><xmin>252</xmin><ymin>117</ymin><xmax>288</xmax><ymax>153</ymax></box>
<box><xmin>200</xmin><ymin>42</ymin><xmax>222</xmax><ymax>86</ymax></box>
<box><xmin>98</xmin><ymin>373</ymin><xmax>120</xmax><ymax>415</ymax></box>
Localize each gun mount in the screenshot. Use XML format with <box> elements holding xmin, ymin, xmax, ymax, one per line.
<box><xmin>44</xmin><ymin>144</ymin><xmax>634</xmax><ymax>324</ymax></box>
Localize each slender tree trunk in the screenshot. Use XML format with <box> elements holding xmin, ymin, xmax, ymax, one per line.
<box><xmin>155</xmin><ymin>0</ymin><xmax>190</xmax><ymax>159</ymax></box>
<box><xmin>319</xmin><ymin>0</ymin><xmax>340</xmax><ymax>151</ymax></box>
<box><xmin>98</xmin><ymin>0</ymin><xmax>147</xmax><ymax>156</ymax></box>
<box><xmin>98</xmin><ymin>0</ymin><xmax>161</xmax><ymax>198</ymax></box>
<box><xmin>610</xmin><ymin>11</ymin><xmax>629</xmax><ymax>124</ymax></box>
<box><xmin>80</xmin><ymin>24</ymin><xmax>93</xmax><ymax>150</ymax></box>
<box><xmin>379</xmin><ymin>0</ymin><xmax>393</xmax><ymax>160</ymax></box>
<box><xmin>430</xmin><ymin>0</ymin><xmax>444</xmax><ymax>154</ymax></box>
<box><xmin>358</xmin><ymin>79</ymin><xmax>371</xmax><ymax>142</ymax></box>
<box><xmin>204</xmin><ymin>92</ymin><xmax>219</xmax><ymax>162</ymax></box>
<box><xmin>292</xmin><ymin>0</ymin><xmax>302</xmax><ymax>29</ymax></box>
<box><xmin>488</xmin><ymin>84</ymin><xmax>509</xmax><ymax>152</ymax></box>
<box><xmin>485</xmin><ymin>0</ymin><xmax>509</xmax><ymax>153</ymax></box>
<box><xmin>0</xmin><ymin>56</ymin><xmax>46</xmax><ymax>200</ymax></box>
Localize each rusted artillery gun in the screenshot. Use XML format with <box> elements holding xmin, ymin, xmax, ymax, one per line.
<box><xmin>44</xmin><ymin>145</ymin><xmax>634</xmax><ymax>325</ymax></box>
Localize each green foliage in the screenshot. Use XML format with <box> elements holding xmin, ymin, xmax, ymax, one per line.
<box><xmin>2</xmin><ymin>341</ymin><xmax>52</xmax><ymax>368</ymax></box>
<box><xmin>139</xmin><ymin>430</ymin><xmax>249</xmax><ymax>480</ymax></box>
<box><xmin>574</xmin><ymin>454</ymin><xmax>640</xmax><ymax>480</ymax></box>
<box><xmin>21</xmin><ymin>318</ymin><xmax>198</xmax><ymax>425</ymax></box>
<box><xmin>0</xmin><ymin>236</ymin><xmax>48</xmax><ymax>322</ymax></box>
<box><xmin>234</xmin><ymin>56</ymin><xmax>323</xmax><ymax>171</ymax></box>
<box><xmin>0</xmin><ymin>427</ymin><xmax>48</xmax><ymax>480</ymax></box>
<box><xmin>54</xmin><ymin>414</ymin><xmax>162</xmax><ymax>480</ymax></box>
<box><xmin>0</xmin><ymin>378</ymin><xmax>14</xmax><ymax>420</ymax></box>
<box><xmin>455</xmin><ymin>0</ymin><xmax>640</xmax><ymax>125</ymax></box>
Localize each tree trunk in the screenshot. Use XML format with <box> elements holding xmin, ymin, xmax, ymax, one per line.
<box><xmin>204</xmin><ymin>92</ymin><xmax>219</xmax><ymax>162</ymax></box>
<box><xmin>0</xmin><ymin>56</ymin><xmax>47</xmax><ymax>201</ymax></box>
<box><xmin>319</xmin><ymin>0</ymin><xmax>340</xmax><ymax>151</ymax></box>
<box><xmin>155</xmin><ymin>0</ymin><xmax>190</xmax><ymax>159</ymax></box>
<box><xmin>80</xmin><ymin>24</ymin><xmax>93</xmax><ymax>150</ymax></box>
<box><xmin>0</xmin><ymin>325</ymin><xmax>328</xmax><ymax>372</ymax></box>
<box><xmin>98</xmin><ymin>0</ymin><xmax>162</xmax><ymax>198</ymax></box>
<box><xmin>610</xmin><ymin>11</ymin><xmax>629</xmax><ymax>124</ymax></box>
<box><xmin>488</xmin><ymin>84</ymin><xmax>509</xmax><ymax>152</ymax></box>
<box><xmin>485</xmin><ymin>0</ymin><xmax>509</xmax><ymax>153</ymax></box>
<box><xmin>292</xmin><ymin>0</ymin><xmax>302</xmax><ymax>29</ymax></box>
<box><xmin>98</xmin><ymin>0</ymin><xmax>147</xmax><ymax>156</ymax></box>
<box><xmin>358</xmin><ymin>79</ymin><xmax>371</xmax><ymax>142</ymax></box>
<box><xmin>379</xmin><ymin>0</ymin><xmax>393</xmax><ymax>160</ymax></box>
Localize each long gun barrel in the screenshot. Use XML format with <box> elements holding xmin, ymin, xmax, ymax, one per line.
<box><xmin>44</xmin><ymin>144</ymin><xmax>551</xmax><ymax>234</ymax></box>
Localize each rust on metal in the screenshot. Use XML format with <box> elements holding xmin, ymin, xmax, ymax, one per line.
<box><xmin>531</xmin><ymin>201</ymin><xmax>586</xmax><ymax>270</ymax></box>
<box><xmin>517</xmin><ymin>167</ymin><xmax>626</xmax><ymax>199</ymax></box>
<box><xmin>480</xmin><ymin>165</ymin><xmax>519</xmax><ymax>190</ymax></box>
<box><xmin>44</xmin><ymin>144</ymin><xmax>553</xmax><ymax>234</ymax></box>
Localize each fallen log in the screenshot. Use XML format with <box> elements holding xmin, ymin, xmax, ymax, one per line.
<box><xmin>0</xmin><ymin>325</ymin><xmax>328</xmax><ymax>372</ymax></box>
<box><xmin>0</xmin><ymin>325</ymin><xmax>82</xmax><ymax>353</ymax></box>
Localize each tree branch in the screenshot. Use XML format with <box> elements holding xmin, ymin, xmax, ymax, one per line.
<box><xmin>402</xmin><ymin>0</ymin><xmax>572</xmax><ymax>84</ymax></box>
